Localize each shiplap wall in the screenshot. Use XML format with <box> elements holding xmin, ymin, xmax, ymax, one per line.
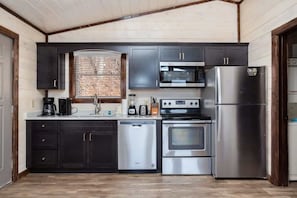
<box><xmin>49</xmin><ymin>1</ymin><xmax>237</xmax><ymax>42</ymax></box>
<box><xmin>0</xmin><ymin>8</ymin><xmax>45</xmax><ymax>173</ymax></box>
<box><xmin>241</xmin><ymin>0</ymin><xmax>297</xmax><ymax>176</ymax></box>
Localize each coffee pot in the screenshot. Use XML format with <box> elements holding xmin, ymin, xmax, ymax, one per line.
<box><xmin>42</xmin><ymin>97</ymin><xmax>56</xmax><ymax>116</ymax></box>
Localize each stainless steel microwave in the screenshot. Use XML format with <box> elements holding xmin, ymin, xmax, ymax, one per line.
<box><xmin>159</xmin><ymin>62</ymin><xmax>206</xmax><ymax>88</ymax></box>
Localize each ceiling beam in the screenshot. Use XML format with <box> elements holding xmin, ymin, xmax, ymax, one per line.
<box><xmin>48</xmin><ymin>0</ymin><xmax>214</xmax><ymax>35</ymax></box>
<box><xmin>0</xmin><ymin>3</ymin><xmax>46</xmax><ymax>35</ymax></box>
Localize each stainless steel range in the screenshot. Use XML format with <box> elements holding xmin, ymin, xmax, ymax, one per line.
<box><xmin>160</xmin><ymin>99</ymin><xmax>212</xmax><ymax>175</ymax></box>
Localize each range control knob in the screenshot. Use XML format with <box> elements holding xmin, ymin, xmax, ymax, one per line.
<box><xmin>164</xmin><ymin>102</ymin><xmax>167</xmax><ymax>106</ymax></box>
<box><xmin>190</xmin><ymin>102</ymin><xmax>193</xmax><ymax>105</ymax></box>
<box><xmin>195</xmin><ymin>102</ymin><xmax>198</xmax><ymax>105</ymax></box>
<box><xmin>168</xmin><ymin>102</ymin><xmax>171</xmax><ymax>105</ymax></box>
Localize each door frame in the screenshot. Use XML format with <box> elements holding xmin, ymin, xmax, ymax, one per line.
<box><xmin>0</xmin><ymin>25</ymin><xmax>19</xmax><ymax>182</ymax></box>
<box><xmin>271</xmin><ymin>17</ymin><xmax>297</xmax><ymax>186</ymax></box>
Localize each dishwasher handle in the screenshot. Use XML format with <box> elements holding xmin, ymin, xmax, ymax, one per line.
<box><xmin>132</xmin><ymin>124</ymin><xmax>142</xmax><ymax>127</ymax></box>
<box><xmin>118</xmin><ymin>120</ymin><xmax>156</xmax><ymax>125</ymax></box>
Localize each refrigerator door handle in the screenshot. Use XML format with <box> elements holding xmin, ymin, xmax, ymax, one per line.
<box><xmin>216</xmin><ymin>68</ymin><xmax>222</xmax><ymax>104</ymax></box>
<box><xmin>217</xmin><ymin>106</ymin><xmax>221</xmax><ymax>142</ymax></box>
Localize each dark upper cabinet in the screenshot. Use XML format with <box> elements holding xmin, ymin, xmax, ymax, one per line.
<box><xmin>60</xmin><ymin>121</ymin><xmax>117</xmax><ymax>171</ymax></box>
<box><xmin>37</xmin><ymin>45</ymin><xmax>65</xmax><ymax>89</ymax></box>
<box><xmin>129</xmin><ymin>47</ymin><xmax>159</xmax><ymax>89</ymax></box>
<box><xmin>160</xmin><ymin>46</ymin><xmax>204</xmax><ymax>62</ymax></box>
<box><xmin>205</xmin><ymin>45</ymin><xmax>248</xmax><ymax>66</ymax></box>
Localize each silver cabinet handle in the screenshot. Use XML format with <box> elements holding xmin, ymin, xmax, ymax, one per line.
<box><xmin>89</xmin><ymin>133</ymin><xmax>92</xmax><ymax>141</ymax></box>
<box><xmin>41</xmin><ymin>138</ymin><xmax>46</xmax><ymax>143</ymax></box>
<box><xmin>41</xmin><ymin>157</ymin><xmax>46</xmax><ymax>161</ymax></box>
<box><xmin>182</xmin><ymin>53</ymin><xmax>185</xmax><ymax>60</ymax></box>
<box><xmin>223</xmin><ymin>58</ymin><xmax>226</xmax><ymax>65</ymax></box>
<box><xmin>83</xmin><ymin>132</ymin><xmax>86</xmax><ymax>142</ymax></box>
<box><xmin>41</xmin><ymin>124</ymin><xmax>46</xmax><ymax>128</ymax></box>
<box><xmin>155</xmin><ymin>80</ymin><xmax>158</xmax><ymax>87</ymax></box>
<box><xmin>179</xmin><ymin>52</ymin><xmax>182</xmax><ymax>60</ymax></box>
<box><xmin>53</xmin><ymin>79</ymin><xmax>57</xmax><ymax>87</ymax></box>
<box><xmin>227</xmin><ymin>57</ymin><xmax>229</xmax><ymax>65</ymax></box>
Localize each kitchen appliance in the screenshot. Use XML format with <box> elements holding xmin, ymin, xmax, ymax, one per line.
<box><xmin>160</xmin><ymin>99</ymin><xmax>212</xmax><ymax>175</ymax></box>
<box><xmin>128</xmin><ymin>94</ymin><xmax>137</xmax><ymax>115</ymax></box>
<box><xmin>139</xmin><ymin>105</ymin><xmax>148</xmax><ymax>116</ymax></box>
<box><xmin>58</xmin><ymin>98</ymin><xmax>72</xmax><ymax>115</ymax></box>
<box><xmin>159</xmin><ymin>62</ymin><xmax>205</xmax><ymax>88</ymax></box>
<box><xmin>118</xmin><ymin>120</ymin><xmax>156</xmax><ymax>170</ymax></box>
<box><xmin>42</xmin><ymin>97</ymin><xmax>56</xmax><ymax>116</ymax></box>
<box><xmin>201</xmin><ymin>66</ymin><xmax>266</xmax><ymax>178</ymax></box>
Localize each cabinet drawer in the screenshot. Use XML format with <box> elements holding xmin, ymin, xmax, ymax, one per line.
<box><xmin>32</xmin><ymin>133</ymin><xmax>57</xmax><ymax>149</ymax></box>
<box><xmin>32</xmin><ymin>150</ymin><xmax>57</xmax><ymax>168</ymax></box>
<box><xmin>31</xmin><ymin>121</ymin><xmax>57</xmax><ymax>131</ymax></box>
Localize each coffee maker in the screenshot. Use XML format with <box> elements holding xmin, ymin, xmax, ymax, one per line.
<box><xmin>42</xmin><ymin>97</ymin><xmax>56</xmax><ymax>116</ymax></box>
<box><xmin>58</xmin><ymin>98</ymin><xmax>72</xmax><ymax>115</ymax></box>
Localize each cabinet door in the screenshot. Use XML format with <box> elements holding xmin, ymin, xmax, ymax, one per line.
<box><xmin>129</xmin><ymin>47</ymin><xmax>159</xmax><ymax>89</ymax></box>
<box><xmin>225</xmin><ymin>46</ymin><xmax>248</xmax><ymax>66</ymax></box>
<box><xmin>160</xmin><ymin>47</ymin><xmax>181</xmax><ymax>61</ymax></box>
<box><xmin>204</xmin><ymin>47</ymin><xmax>225</xmax><ymax>66</ymax></box>
<box><xmin>37</xmin><ymin>45</ymin><xmax>65</xmax><ymax>89</ymax></box>
<box><xmin>88</xmin><ymin>129</ymin><xmax>117</xmax><ymax>171</ymax></box>
<box><xmin>60</xmin><ymin>123</ymin><xmax>86</xmax><ymax>169</ymax></box>
<box><xmin>182</xmin><ymin>47</ymin><xmax>204</xmax><ymax>62</ymax></box>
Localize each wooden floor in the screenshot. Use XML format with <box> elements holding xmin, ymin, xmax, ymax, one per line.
<box><xmin>0</xmin><ymin>173</ymin><xmax>297</xmax><ymax>198</ymax></box>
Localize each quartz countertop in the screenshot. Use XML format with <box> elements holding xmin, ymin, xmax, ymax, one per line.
<box><xmin>25</xmin><ymin>111</ymin><xmax>162</xmax><ymax>120</ymax></box>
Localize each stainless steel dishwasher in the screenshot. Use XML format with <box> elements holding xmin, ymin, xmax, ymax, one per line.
<box><xmin>118</xmin><ymin>120</ymin><xmax>156</xmax><ymax>170</ymax></box>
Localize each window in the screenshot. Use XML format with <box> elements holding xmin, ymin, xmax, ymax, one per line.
<box><xmin>69</xmin><ymin>50</ymin><xmax>126</xmax><ymax>103</ymax></box>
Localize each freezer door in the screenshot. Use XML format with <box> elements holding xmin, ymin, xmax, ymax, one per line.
<box><xmin>215</xmin><ymin>66</ymin><xmax>265</xmax><ymax>104</ymax></box>
<box><xmin>214</xmin><ymin>104</ymin><xmax>266</xmax><ymax>178</ymax></box>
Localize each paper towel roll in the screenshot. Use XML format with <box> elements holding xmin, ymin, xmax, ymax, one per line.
<box><xmin>121</xmin><ymin>99</ymin><xmax>128</xmax><ymax>115</ymax></box>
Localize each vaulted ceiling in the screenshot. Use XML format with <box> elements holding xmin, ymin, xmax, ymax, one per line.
<box><xmin>0</xmin><ymin>0</ymin><xmax>243</xmax><ymax>35</ymax></box>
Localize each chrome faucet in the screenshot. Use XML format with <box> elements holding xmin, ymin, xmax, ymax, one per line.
<box><xmin>93</xmin><ymin>94</ymin><xmax>101</xmax><ymax>115</ymax></box>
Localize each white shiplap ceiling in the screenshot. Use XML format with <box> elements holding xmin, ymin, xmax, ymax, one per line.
<box><xmin>0</xmin><ymin>0</ymin><xmax>243</xmax><ymax>34</ymax></box>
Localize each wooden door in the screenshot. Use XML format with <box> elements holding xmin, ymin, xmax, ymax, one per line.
<box><xmin>0</xmin><ymin>33</ymin><xmax>13</xmax><ymax>187</ymax></box>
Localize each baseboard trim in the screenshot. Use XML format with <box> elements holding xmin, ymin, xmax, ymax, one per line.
<box><xmin>17</xmin><ymin>169</ymin><xmax>29</xmax><ymax>180</ymax></box>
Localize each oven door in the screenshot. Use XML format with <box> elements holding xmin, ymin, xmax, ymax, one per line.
<box><xmin>162</xmin><ymin>121</ymin><xmax>211</xmax><ymax>157</ymax></box>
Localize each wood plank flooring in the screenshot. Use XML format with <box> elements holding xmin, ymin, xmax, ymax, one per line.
<box><xmin>0</xmin><ymin>173</ymin><xmax>297</xmax><ymax>198</ymax></box>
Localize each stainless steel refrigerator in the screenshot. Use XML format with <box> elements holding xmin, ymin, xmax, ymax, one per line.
<box><xmin>202</xmin><ymin>66</ymin><xmax>266</xmax><ymax>178</ymax></box>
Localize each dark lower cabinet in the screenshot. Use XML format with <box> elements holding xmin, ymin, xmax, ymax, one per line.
<box><xmin>60</xmin><ymin>121</ymin><xmax>117</xmax><ymax>171</ymax></box>
<box><xmin>26</xmin><ymin>121</ymin><xmax>59</xmax><ymax>170</ymax></box>
<box><xmin>27</xmin><ymin>120</ymin><xmax>117</xmax><ymax>172</ymax></box>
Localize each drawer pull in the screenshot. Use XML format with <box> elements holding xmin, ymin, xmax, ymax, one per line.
<box><xmin>41</xmin><ymin>138</ymin><xmax>46</xmax><ymax>143</ymax></box>
<box><xmin>41</xmin><ymin>124</ymin><xmax>46</xmax><ymax>128</ymax></box>
<box><xmin>41</xmin><ymin>157</ymin><xmax>46</xmax><ymax>161</ymax></box>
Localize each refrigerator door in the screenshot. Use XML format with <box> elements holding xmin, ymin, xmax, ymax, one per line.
<box><xmin>215</xmin><ymin>66</ymin><xmax>265</xmax><ymax>104</ymax></box>
<box><xmin>214</xmin><ymin>104</ymin><xmax>266</xmax><ymax>178</ymax></box>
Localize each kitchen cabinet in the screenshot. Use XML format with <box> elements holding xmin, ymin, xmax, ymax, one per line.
<box><xmin>129</xmin><ymin>47</ymin><xmax>159</xmax><ymax>89</ymax></box>
<box><xmin>205</xmin><ymin>45</ymin><xmax>248</xmax><ymax>66</ymax></box>
<box><xmin>37</xmin><ymin>45</ymin><xmax>65</xmax><ymax>89</ymax></box>
<box><xmin>60</xmin><ymin>121</ymin><xmax>117</xmax><ymax>172</ymax></box>
<box><xmin>160</xmin><ymin>46</ymin><xmax>204</xmax><ymax>62</ymax></box>
<box><xmin>26</xmin><ymin>121</ymin><xmax>58</xmax><ymax>170</ymax></box>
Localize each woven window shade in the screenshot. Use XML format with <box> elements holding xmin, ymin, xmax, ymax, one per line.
<box><xmin>74</xmin><ymin>50</ymin><xmax>121</xmax><ymax>98</ymax></box>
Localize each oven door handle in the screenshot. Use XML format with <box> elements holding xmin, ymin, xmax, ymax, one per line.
<box><xmin>163</xmin><ymin>123</ymin><xmax>208</xmax><ymax>128</ymax></box>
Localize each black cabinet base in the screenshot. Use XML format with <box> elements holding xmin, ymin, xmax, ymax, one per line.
<box><xmin>29</xmin><ymin>168</ymin><xmax>118</xmax><ymax>173</ymax></box>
